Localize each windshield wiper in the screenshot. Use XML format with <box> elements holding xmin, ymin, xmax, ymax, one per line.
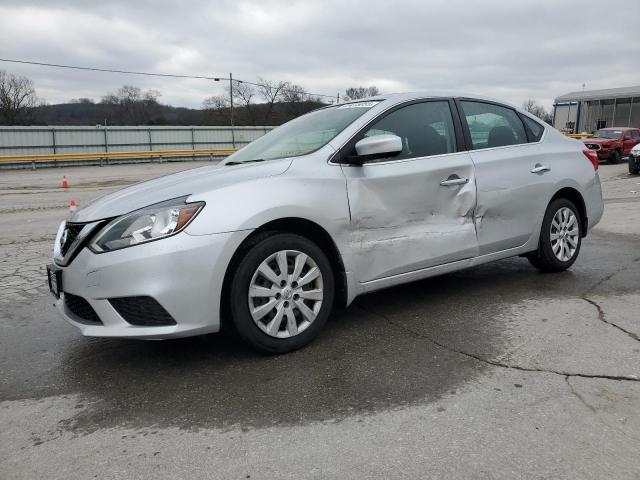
<box><xmin>225</xmin><ymin>159</ymin><xmax>266</xmax><ymax>166</ymax></box>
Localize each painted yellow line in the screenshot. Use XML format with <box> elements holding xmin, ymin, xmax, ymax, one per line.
<box><xmin>0</xmin><ymin>148</ymin><xmax>237</xmax><ymax>163</ymax></box>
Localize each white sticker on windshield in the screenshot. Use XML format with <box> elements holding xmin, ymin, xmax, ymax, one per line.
<box><xmin>338</xmin><ymin>102</ymin><xmax>377</xmax><ymax>109</ymax></box>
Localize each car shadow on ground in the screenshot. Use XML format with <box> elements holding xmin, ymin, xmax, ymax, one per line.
<box><xmin>1</xmin><ymin>250</ymin><xmax>612</xmax><ymax>433</ymax></box>
<box><xmin>62</xmin><ymin>259</ymin><xmax>560</xmax><ymax>432</ymax></box>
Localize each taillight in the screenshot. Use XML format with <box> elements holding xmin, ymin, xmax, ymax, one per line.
<box><xmin>583</xmin><ymin>149</ymin><xmax>599</xmax><ymax>171</ymax></box>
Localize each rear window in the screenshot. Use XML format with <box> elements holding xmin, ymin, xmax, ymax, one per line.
<box><xmin>523</xmin><ymin>116</ymin><xmax>545</xmax><ymax>142</ymax></box>
<box><xmin>460</xmin><ymin>101</ymin><xmax>527</xmax><ymax>149</ymax></box>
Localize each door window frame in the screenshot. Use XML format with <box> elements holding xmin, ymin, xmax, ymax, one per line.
<box><xmin>332</xmin><ymin>98</ymin><xmax>465</xmax><ymax>165</ymax></box>
<box><xmin>454</xmin><ymin>98</ymin><xmax>542</xmax><ymax>150</ymax></box>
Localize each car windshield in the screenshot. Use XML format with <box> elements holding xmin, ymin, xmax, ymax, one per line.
<box><xmin>224</xmin><ymin>101</ymin><xmax>380</xmax><ymax>163</ymax></box>
<box><xmin>593</xmin><ymin>130</ymin><xmax>622</xmax><ymax>139</ymax></box>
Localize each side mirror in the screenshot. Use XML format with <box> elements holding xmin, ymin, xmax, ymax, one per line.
<box><xmin>351</xmin><ymin>134</ymin><xmax>403</xmax><ymax>164</ymax></box>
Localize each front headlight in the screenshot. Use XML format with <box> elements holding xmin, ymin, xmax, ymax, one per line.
<box><xmin>89</xmin><ymin>197</ymin><xmax>204</xmax><ymax>253</ymax></box>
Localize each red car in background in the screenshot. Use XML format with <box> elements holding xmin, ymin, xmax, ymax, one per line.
<box><xmin>582</xmin><ymin>127</ymin><xmax>640</xmax><ymax>163</ymax></box>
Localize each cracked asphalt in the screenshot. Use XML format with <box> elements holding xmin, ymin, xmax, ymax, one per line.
<box><xmin>1</xmin><ymin>161</ymin><xmax>640</xmax><ymax>479</ymax></box>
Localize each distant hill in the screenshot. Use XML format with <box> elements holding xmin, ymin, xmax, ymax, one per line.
<box><xmin>34</xmin><ymin>100</ymin><xmax>326</xmax><ymax>126</ymax></box>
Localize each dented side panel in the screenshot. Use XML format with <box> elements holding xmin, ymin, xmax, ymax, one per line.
<box><xmin>342</xmin><ymin>152</ymin><xmax>478</xmax><ymax>283</ymax></box>
<box><xmin>469</xmin><ymin>142</ymin><xmax>554</xmax><ymax>255</ymax></box>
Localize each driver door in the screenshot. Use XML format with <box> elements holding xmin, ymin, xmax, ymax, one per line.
<box><xmin>340</xmin><ymin>100</ymin><xmax>478</xmax><ymax>283</ymax></box>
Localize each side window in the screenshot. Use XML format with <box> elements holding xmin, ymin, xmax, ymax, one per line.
<box><xmin>630</xmin><ymin>130</ymin><xmax>640</xmax><ymax>139</ymax></box>
<box><xmin>461</xmin><ymin>101</ymin><xmax>527</xmax><ymax>149</ymax></box>
<box><xmin>363</xmin><ymin>101</ymin><xmax>456</xmax><ymax>161</ymax></box>
<box><xmin>523</xmin><ymin>116</ymin><xmax>545</xmax><ymax>142</ymax></box>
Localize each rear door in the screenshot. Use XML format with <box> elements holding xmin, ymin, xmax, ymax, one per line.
<box><xmin>340</xmin><ymin>99</ymin><xmax>478</xmax><ymax>283</ymax></box>
<box><xmin>456</xmin><ymin>100</ymin><xmax>554</xmax><ymax>255</ymax></box>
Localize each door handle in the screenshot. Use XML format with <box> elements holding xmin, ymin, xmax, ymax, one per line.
<box><xmin>530</xmin><ymin>164</ymin><xmax>551</xmax><ymax>174</ymax></box>
<box><xmin>440</xmin><ymin>175</ymin><xmax>469</xmax><ymax>187</ymax></box>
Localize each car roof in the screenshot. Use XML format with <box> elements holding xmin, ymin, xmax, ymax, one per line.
<box><xmin>347</xmin><ymin>91</ymin><xmax>520</xmax><ymax>110</ymax></box>
<box><xmin>599</xmin><ymin>127</ymin><xmax>637</xmax><ymax>131</ymax></box>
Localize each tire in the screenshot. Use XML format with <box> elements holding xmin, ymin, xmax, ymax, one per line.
<box><xmin>629</xmin><ymin>158</ymin><xmax>640</xmax><ymax>175</ymax></box>
<box><xmin>527</xmin><ymin>198</ymin><xmax>582</xmax><ymax>273</ymax></box>
<box><xmin>610</xmin><ymin>150</ymin><xmax>621</xmax><ymax>164</ymax></box>
<box><xmin>229</xmin><ymin>232</ymin><xmax>335</xmax><ymax>353</ymax></box>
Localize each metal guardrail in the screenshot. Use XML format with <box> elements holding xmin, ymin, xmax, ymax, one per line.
<box><xmin>0</xmin><ymin>148</ymin><xmax>237</xmax><ymax>169</ymax></box>
<box><xmin>0</xmin><ymin>148</ymin><xmax>237</xmax><ymax>163</ymax></box>
<box><xmin>565</xmin><ymin>133</ymin><xmax>591</xmax><ymax>139</ymax></box>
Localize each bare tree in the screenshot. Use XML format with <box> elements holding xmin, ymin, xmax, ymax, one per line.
<box><xmin>230</xmin><ymin>81</ymin><xmax>257</xmax><ymax>124</ymax></box>
<box><xmin>281</xmin><ymin>84</ymin><xmax>311</xmax><ymax>116</ymax></box>
<box><xmin>202</xmin><ymin>94</ymin><xmax>230</xmax><ymax>124</ymax></box>
<box><xmin>281</xmin><ymin>84</ymin><xmax>308</xmax><ymax>103</ymax></box>
<box><xmin>203</xmin><ymin>95</ymin><xmax>229</xmax><ymax>110</ymax></box>
<box><xmin>0</xmin><ymin>70</ymin><xmax>43</xmax><ymax>125</ymax></box>
<box><xmin>522</xmin><ymin>99</ymin><xmax>552</xmax><ymax>123</ymax></box>
<box><xmin>256</xmin><ymin>76</ymin><xmax>289</xmax><ymax>124</ymax></box>
<box><xmin>101</xmin><ymin>85</ymin><xmax>162</xmax><ymax>124</ymax></box>
<box><xmin>343</xmin><ymin>86</ymin><xmax>380</xmax><ymax>101</ymax></box>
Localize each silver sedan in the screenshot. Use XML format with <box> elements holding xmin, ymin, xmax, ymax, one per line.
<box><xmin>48</xmin><ymin>93</ymin><xmax>604</xmax><ymax>353</ymax></box>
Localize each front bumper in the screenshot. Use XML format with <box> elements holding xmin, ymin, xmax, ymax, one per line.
<box><xmin>53</xmin><ymin>229</ymin><xmax>251</xmax><ymax>339</ymax></box>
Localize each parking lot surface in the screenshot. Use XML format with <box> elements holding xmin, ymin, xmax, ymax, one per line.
<box><xmin>1</xmin><ymin>161</ymin><xmax>639</xmax><ymax>479</ymax></box>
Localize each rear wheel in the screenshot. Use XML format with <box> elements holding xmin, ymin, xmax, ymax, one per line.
<box><xmin>528</xmin><ymin>198</ymin><xmax>582</xmax><ymax>273</ymax></box>
<box><xmin>610</xmin><ymin>149</ymin><xmax>621</xmax><ymax>164</ymax></box>
<box><xmin>229</xmin><ymin>233</ymin><xmax>335</xmax><ymax>353</ymax></box>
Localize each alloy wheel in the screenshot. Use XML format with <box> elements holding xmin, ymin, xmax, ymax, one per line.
<box><xmin>550</xmin><ymin>207</ymin><xmax>579</xmax><ymax>262</ymax></box>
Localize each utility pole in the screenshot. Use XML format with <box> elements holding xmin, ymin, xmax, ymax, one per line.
<box><xmin>337</xmin><ymin>92</ymin><xmax>340</xmax><ymax>104</ymax></box>
<box><xmin>213</xmin><ymin>74</ymin><xmax>235</xmax><ymax>129</ymax></box>
<box><xmin>229</xmin><ymin>72</ymin><xmax>234</xmax><ymax>127</ymax></box>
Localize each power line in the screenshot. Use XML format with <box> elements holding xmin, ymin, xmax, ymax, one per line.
<box><xmin>0</xmin><ymin>58</ymin><xmax>218</xmax><ymax>80</ymax></box>
<box><xmin>0</xmin><ymin>57</ymin><xmax>338</xmax><ymax>100</ymax></box>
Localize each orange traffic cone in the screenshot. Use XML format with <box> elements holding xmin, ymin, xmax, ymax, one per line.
<box><xmin>61</xmin><ymin>176</ymin><xmax>69</xmax><ymax>189</ymax></box>
<box><xmin>69</xmin><ymin>200</ymin><xmax>77</xmax><ymax>213</ymax></box>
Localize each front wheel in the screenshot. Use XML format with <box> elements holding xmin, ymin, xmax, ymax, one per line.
<box><xmin>629</xmin><ymin>158</ymin><xmax>639</xmax><ymax>175</ymax></box>
<box><xmin>229</xmin><ymin>233</ymin><xmax>335</xmax><ymax>353</ymax></box>
<box><xmin>610</xmin><ymin>150</ymin><xmax>621</xmax><ymax>164</ymax></box>
<box><xmin>528</xmin><ymin>198</ymin><xmax>582</xmax><ymax>273</ymax></box>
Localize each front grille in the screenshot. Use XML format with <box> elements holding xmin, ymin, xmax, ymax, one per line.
<box><xmin>585</xmin><ymin>143</ymin><xmax>600</xmax><ymax>151</ymax></box>
<box><xmin>60</xmin><ymin>223</ymin><xmax>85</xmax><ymax>256</ymax></box>
<box><xmin>109</xmin><ymin>296</ymin><xmax>177</xmax><ymax>326</ymax></box>
<box><xmin>65</xmin><ymin>293</ymin><xmax>102</xmax><ymax>324</ymax></box>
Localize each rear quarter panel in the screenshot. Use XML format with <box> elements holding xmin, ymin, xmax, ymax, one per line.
<box><xmin>542</xmin><ymin>130</ymin><xmax>603</xmax><ymax>231</ymax></box>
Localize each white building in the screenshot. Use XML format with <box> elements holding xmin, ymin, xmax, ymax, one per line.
<box><xmin>553</xmin><ymin>86</ymin><xmax>640</xmax><ymax>133</ymax></box>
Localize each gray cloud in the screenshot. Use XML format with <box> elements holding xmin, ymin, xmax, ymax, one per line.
<box><xmin>1</xmin><ymin>0</ymin><xmax>639</xmax><ymax>110</ymax></box>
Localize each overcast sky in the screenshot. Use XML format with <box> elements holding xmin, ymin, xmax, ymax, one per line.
<box><xmin>1</xmin><ymin>0</ymin><xmax>639</xmax><ymax>111</ymax></box>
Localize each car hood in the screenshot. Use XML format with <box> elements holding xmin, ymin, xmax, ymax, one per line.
<box><xmin>70</xmin><ymin>159</ymin><xmax>292</xmax><ymax>223</ymax></box>
<box><xmin>582</xmin><ymin>138</ymin><xmax>614</xmax><ymax>144</ymax></box>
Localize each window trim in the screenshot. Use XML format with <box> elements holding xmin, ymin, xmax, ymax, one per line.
<box><xmin>454</xmin><ymin>98</ymin><xmax>532</xmax><ymax>151</ymax></box>
<box><xmin>331</xmin><ymin>98</ymin><xmax>464</xmax><ymax>165</ymax></box>
<box><xmin>518</xmin><ymin>113</ymin><xmax>545</xmax><ymax>143</ymax></box>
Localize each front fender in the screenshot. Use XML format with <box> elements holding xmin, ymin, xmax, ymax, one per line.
<box><xmin>185</xmin><ymin>156</ymin><xmax>354</xmax><ymax>267</ymax></box>
<box><xmin>185</xmin><ymin>176</ymin><xmax>350</xmax><ymax>236</ymax></box>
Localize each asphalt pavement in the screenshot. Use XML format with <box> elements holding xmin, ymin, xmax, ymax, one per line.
<box><xmin>1</xmin><ymin>161</ymin><xmax>639</xmax><ymax>479</ymax></box>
